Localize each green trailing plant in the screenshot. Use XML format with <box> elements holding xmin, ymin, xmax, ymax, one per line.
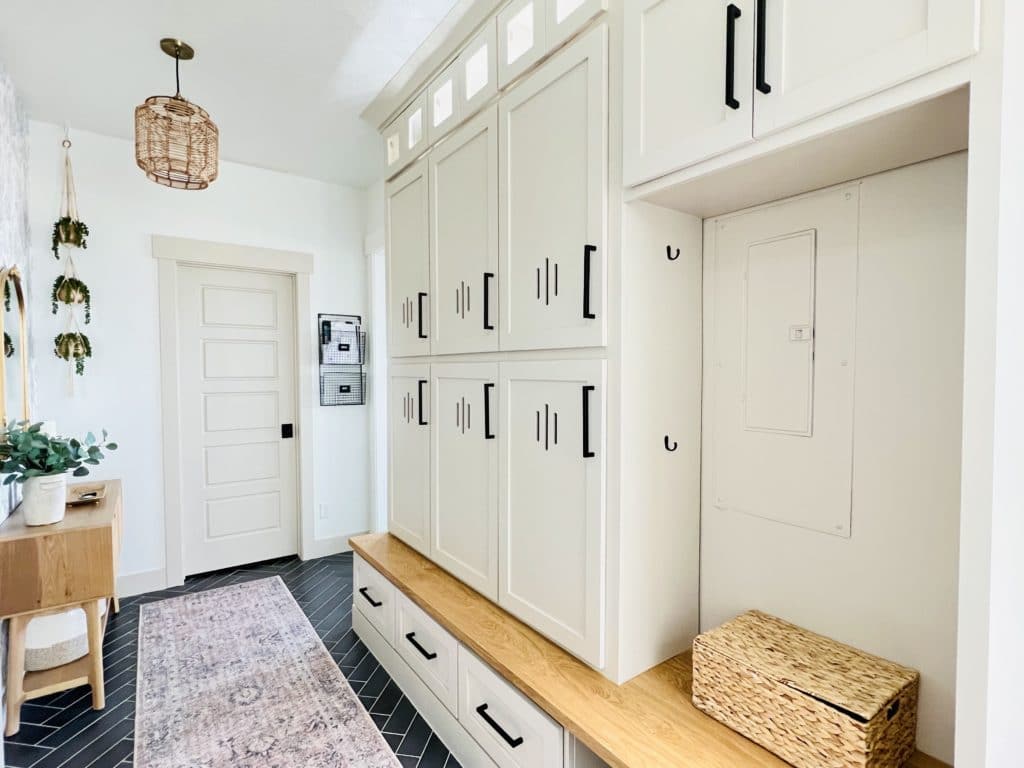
<box><xmin>51</xmin><ymin>216</ymin><xmax>89</xmax><ymax>258</ymax></box>
<box><xmin>3</xmin><ymin>332</ymin><xmax>12</xmax><ymax>359</ymax></box>
<box><xmin>0</xmin><ymin>421</ymin><xmax>117</xmax><ymax>485</ymax></box>
<box><xmin>54</xmin><ymin>331</ymin><xmax>92</xmax><ymax>375</ymax></box>
<box><xmin>51</xmin><ymin>276</ymin><xmax>91</xmax><ymax>323</ymax></box>
<box><xmin>4</xmin><ymin>279</ymin><xmax>9</xmax><ymax>311</ymax></box>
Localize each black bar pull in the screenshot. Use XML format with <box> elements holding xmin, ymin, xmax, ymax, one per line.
<box><xmin>483</xmin><ymin>272</ymin><xmax>495</xmax><ymax>330</ymax></box>
<box><xmin>475</xmin><ymin>704</ymin><xmax>524</xmax><ymax>748</ymax></box>
<box><xmin>725</xmin><ymin>4</ymin><xmax>741</xmax><ymax>110</ymax></box>
<box><xmin>665</xmin><ymin>435</ymin><xmax>679</xmax><ymax>452</ymax></box>
<box><xmin>417</xmin><ymin>380</ymin><xmax>429</xmax><ymax>426</ymax></box>
<box><xmin>582</xmin><ymin>385</ymin><xmax>596</xmax><ymax>458</ymax></box>
<box><xmin>417</xmin><ymin>292</ymin><xmax>428</xmax><ymax>339</ymax></box>
<box><xmin>484</xmin><ymin>383</ymin><xmax>496</xmax><ymax>440</ymax></box>
<box><xmin>756</xmin><ymin>0</ymin><xmax>771</xmax><ymax>94</ymax></box>
<box><xmin>359</xmin><ymin>587</ymin><xmax>382</xmax><ymax>608</ymax></box>
<box><xmin>281</xmin><ymin>423</ymin><xmax>294</xmax><ymax>439</ymax></box>
<box><xmin>583</xmin><ymin>245</ymin><xmax>597</xmax><ymax>319</ymax></box>
<box><xmin>405</xmin><ymin>632</ymin><xmax>438</xmax><ymax>660</ymax></box>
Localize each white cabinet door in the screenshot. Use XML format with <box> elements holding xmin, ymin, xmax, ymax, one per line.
<box><xmin>389</xmin><ymin>364</ymin><xmax>431</xmax><ymax>556</ymax></box>
<box><xmin>402</xmin><ymin>91</ymin><xmax>429</xmax><ymax>163</ymax></box>
<box><xmin>754</xmin><ymin>0</ymin><xmax>978</xmax><ymax>135</ymax></box>
<box><xmin>498</xmin><ymin>0</ymin><xmax>547</xmax><ymax>87</ymax></box>
<box><xmin>431</xmin><ymin>363</ymin><xmax>499</xmax><ymax>600</ymax></box>
<box><xmin>383</xmin><ymin>119</ymin><xmax>403</xmax><ymax>180</ymax></box>
<box><xmin>499</xmin><ymin>360</ymin><xmax>605</xmax><ymax>667</ymax></box>
<box><xmin>623</xmin><ymin>0</ymin><xmax>755</xmax><ymax>186</ymax></box>
<box><xmin>430</xmin><ymin>107</ymin><xmax>499</xmax><ymax>355</ymax></box>
<box><xmin>428</xmin><ymin>62</ymin><xmax>461</xmax><ymax>145</ymax></box>
<box><xmin>460</xmin><ymin>19</ymin><xmax>499</xmax><ymax>119</ymax></box>
<box><xmin>387</xmin><ymin>158</ymin><xmax>431</xmax><ymax>358</ymax></box>
<box><xmin>500</xmin><ymin>25</ymin><xmax>607</xmax><ymax>352</ymax></box>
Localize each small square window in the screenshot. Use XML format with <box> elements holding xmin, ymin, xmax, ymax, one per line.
<box><xmin>465</xmin><ymin>45</ymin><xmax>490</xmax><ymax>101</ymax></box>
<box><xmin>386</xmin><ymin>133</ymin><xmax>400</xmax><ymax>165</ymax></box>
<box><xmin>506</xmin><ymin>4</ymin><xmax>534</xmax><ymax>66</ymax></box>
<box><xmin>555</xmin><ymin>0</ymin><xmax>586</xmax><ymax>24</ymax></box>
<box><xmin>407</xmin><ymin>108</ymin><xmax>423</xmax><ymax>150</ymax></box>
<box><xmin>433</xmin><ymin>80</ymin><xmax>454</xmax><ymax>128</ymax></box>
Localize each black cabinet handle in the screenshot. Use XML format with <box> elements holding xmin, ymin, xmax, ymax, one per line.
<box><xmin>483</xmin><ymin>272</ymin><xmax>495</xmax><ymax>330</ymax></box>
<box><xmin>475</xmin><ymin>704</ymin><xmax>524</xmax><ymax>749</ymax></box>
<box><xmin>725</xmin><ymin>4</ymin><xmax>741</xmax><ymax>110</ymax></box>
<box><xmin>359</xmin><ymin>587</ymin><xmax>382</xmax><ymax>608</ymax></box>
<box><xmin>582</xmin><ymin>385</ymin><xmax>595</xmax><ymax>458</ymax></box>
<box><xmin>405</xmin><ymin>632</ymin><xmax>438</xmax><ymax>660</ymax></box>
<box><xmin>417</xmin><ymin>292</ymin><xmax>428</xmax><ymax>339</ymax></box>
<box><xmin>484</xmin><ymin>383</ymin><xmax>496</xmax><ymax>440</ymax></box>
<box><xmin>417</xmin><ymin>380</ymin><xmax>428</xmax><ymax>426</ymax></box>
<box><xmin>756</xmin><ymin>0</ymin><xmax>771</xmax><ymax>94</ymax></box>
<box><xmin>583</xmin><ymin>244</ymin><xmax>597</xmax><ymax>319</ymax></box>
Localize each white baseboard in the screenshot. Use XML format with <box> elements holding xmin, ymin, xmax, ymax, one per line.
<box><xmin>302</xmin><ymin>531</ymin><xmax>364</xmax><ymax>560</ymax></box>
<box><xmin>117</xmin><ymin>568</ymin><xmax>167</xmax><ymax>597</ymax></box>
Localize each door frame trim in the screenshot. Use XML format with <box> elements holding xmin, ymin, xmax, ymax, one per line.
<box><xmin>154</xmin><ymin>236</ymin><xmax>315</xmax><ymax>586</ymax></box>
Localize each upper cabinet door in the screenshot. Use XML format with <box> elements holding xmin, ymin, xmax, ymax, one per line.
<box><xmin>383</xmin><ymin>119</ymin><xmax>403</xmax><ymax>180</ymax></box>
<box><xmin>430</xmin><ymin>107</ymin><xmax>499</xmax><ymax>355</ymax></box>
<box><xmin>402</xmin><ymin>91</ymin><xmax>429</xmax><ymax>164</ymax></box>
<box><xmin>547</xmin><ymin>0</ymin><xmax>607</xmax><ymax>50</ymax></box>
<box><xmin>499</xmin><ymin>360</ymin><xmax>606</xmax><ymax>668</ymax></box>
<box><xmin>460</xmin><ymin>19</ymin><xmax>499</xmax><ymax>120</ymax></box>
<box><xmin>499</xmin><ymin>25</ymin><xmax>607</xmax><ymax>352</ymax></box>
<box><xmin>754</xmin><ymin>0</ymin><xmax>978</xmax><ymax>136</ymax></box>
<box><xmin>387</xmin><ymin>158</ymin><xmax>431</xmax><ymax>358</ymax></box>
<box><xmin>497</xmin><ymin>0</ymin><xmax>547</xmax><ymax>88</ymax></box>
<box><xmin>431</xmin><ymin>363</ymin><xmax>499</xmax><ymax>601</ymax></box>
<box><xmin>428</xmin><ymin>63</ymin><xmax>461</xmax><ymax>145</ymax></box>
<box><xmin>389</xmin><ymin>364</ymin><xmax>432</xmax><ymax>557</ymax></box>
<box><xmin>623</xmin><ymin>0</ymin><xmax>755</xmax><ymax>187</ymax></box>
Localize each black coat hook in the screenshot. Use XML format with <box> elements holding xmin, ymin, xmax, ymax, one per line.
<box><xmin>667</xmin><ymin>246</ymin><xmax>680</xmax><ymax>261</ymax></box>
<box><xmin>664</xmin><ymin>435</ymin><xmax>678</xmax><ymax>452</ymax></box>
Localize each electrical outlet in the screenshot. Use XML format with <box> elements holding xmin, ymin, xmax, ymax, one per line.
<box><xmin>318</xmin><ymin>504</ymin><xmax>328</xmax><ymax>520</ymax></box>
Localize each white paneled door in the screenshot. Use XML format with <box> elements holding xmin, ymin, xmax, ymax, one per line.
<box><xmin>388</xmin><ymin>158</ymin><xmax>431</xmax><ymax>358</ymax></box>
<box><xmin>389</xmin><ymin>364</ymin><xmax>432</xmax><ymax>556</ymax></box>
<box><xmin>177</xmin><ymin>265</ymin><xmax>298</xmax><ymax>576</ymax></box>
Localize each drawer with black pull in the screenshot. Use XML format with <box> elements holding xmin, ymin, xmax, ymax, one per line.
<box><xmin>458</xmin><ymin>646</ymin><xmax>563</xmax><ymax>768</ymax></box>
<box><xmin>354</xmin><ymin>554</ymin><xmax>396</xmax><ymax>644</ymax></box>
<box><xmin>395</xmin><ymin>591</ymin><xmax>460</xmax><ymax>714</ymax></box>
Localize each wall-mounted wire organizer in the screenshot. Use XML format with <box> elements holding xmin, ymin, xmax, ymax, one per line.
<box><xmin>319</xmin><ymin>313</ymin><xmax>366</xmax><ymax>406</ymax></box>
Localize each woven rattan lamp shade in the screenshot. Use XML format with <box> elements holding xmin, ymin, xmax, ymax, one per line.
<box><xmin>135</xmin><ymin>95</ymin><xmax>218</xmax><ymax>190</ymax></box>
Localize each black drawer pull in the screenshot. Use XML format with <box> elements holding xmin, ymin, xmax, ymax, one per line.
<box><xmin>404</xmin><ymin>632</ymin><xmax>438</xmax><ymax>660</ymax></box>
<box><xmin>483</xmin><ymin>272</ymin><xmax>495</xmax><ymax>330</ymax></box>
<box><xmin>582</xmin><ymin>385</ymin><xmax>595</xmax><ymax>458</ymax></box>
<box><xmin>476</xmin><ymin>703</ymin><xmax>523</xmax><ymax>748</ymax></box>
<box><xmin>725</xmin><ymin>4</ymin><xmax>741</xmax><ymax>110</ymax></box>
<box><xmin>359</xmin><ymin>587</ymin><xmax>382</xmax><ymax>608</ymax></box>
<box><xmin>756</xmin><ymin>0</ymin><xmax>771</xmax><ymax>94</ymax></box>
<box><xmin>417</xmin><ymin>292</ymin><xmax>428</xmax><ymax>339</ymax></box>
<box><xmin>418</xmin><ymin>380</ymin><xmax>429</xmax><ymax>426</ymax></box>
<box><xmin>583</xmin><ymin>244</ymin><xmax>597</xmax><ymax>319</ymax></box>
<box><xmin>484</xmin><ymin>382</ymin><xmax>496</xmax><ymax>440</ymax></box>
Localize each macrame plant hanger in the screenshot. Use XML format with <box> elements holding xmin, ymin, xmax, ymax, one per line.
<box><xmin>56</xmin><ymin>134</ymin><xmax>87</xmax><ymax>392</ymax></box>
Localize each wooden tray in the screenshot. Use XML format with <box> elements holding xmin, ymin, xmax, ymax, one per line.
<box><xmin>66</xmin><ymin>484</ymin><xmax>106</xmax><ymax>506</ymax></box>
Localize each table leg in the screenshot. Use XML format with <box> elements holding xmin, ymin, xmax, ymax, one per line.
<box><xmin>84</xmin><ymin>600</ymin><xmax>105</xmax><ymax>710</ymax></box>
<box><xmin>4</xmin><ymin>614</ymin><xmax>27</xmax><ymax>737</ymax></box>
<box><xmin>112</xmin><ymin>595</ymin><xmax>120</xmax><ymax>614</ymax></box>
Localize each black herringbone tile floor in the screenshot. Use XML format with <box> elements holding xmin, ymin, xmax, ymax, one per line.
<box><xmin>3</xmin><ymin>552</ymin><xmax>460</xmax><ymax>768</ymax></box>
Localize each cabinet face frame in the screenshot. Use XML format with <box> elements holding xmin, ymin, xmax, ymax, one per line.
<box><xmin>460</xmin><ymin>18</ymin><xmax>499</xmax><ymax>120</ymax></box>
<box><xmin>430</xmin><ymin>106</ymin><xmax>500</xmax><ymax>355</ymax></box>
<box><xmin>499</xmin><ymin>24</ymin><xmax>608</xmax><ymax>352</ymax></box>
<box><xmin>497</xmin><ymin>0</ymin><xmax>547</xmax><ymax>88</ymax></box>
<box><xmin>387</xmin><ymin>158</ymin><xmax>432</xmax><ymax>358</ymax></box>
<box><xmin>388</xmin><ymin>363</ymin><xmax>432</xmax><ymax>557</ymax></box>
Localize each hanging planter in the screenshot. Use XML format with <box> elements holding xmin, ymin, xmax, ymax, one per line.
<box><xmin>51</xmin><ymin>276</ymin><xmax>91</xmax><ymax>324</ymax></box>
<box><xmin>51</xmin><ymin>216</ymin><xmax>89</xmax><ymax>258</ymax></box>
<box><xmin>54</xmin><ymin>332</ymin><xmax>92</xmax><ymax>376</ymax></box>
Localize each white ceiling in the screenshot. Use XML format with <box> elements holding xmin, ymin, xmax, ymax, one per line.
<box><xmin>0</xmin><ymin>0</ymin><xmax>461</xmax><ymax>188</ymax></box>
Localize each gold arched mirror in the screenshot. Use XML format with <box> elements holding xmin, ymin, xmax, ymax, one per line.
<box><xmin>0</xmin><ymin>266</ymin><xmax>31</xmax><ymax>425</ymax></box>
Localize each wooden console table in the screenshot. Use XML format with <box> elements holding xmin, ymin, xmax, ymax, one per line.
<box><xmin>0</xmin><ymin>479</ymin><xmax>123</xmax><ymax>736</ymax></box>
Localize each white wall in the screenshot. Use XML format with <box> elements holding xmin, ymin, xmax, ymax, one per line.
<box><xmin>26</xmin><ymin>120</ymin><xmax>372</xmax><ymax>583</ymax></box>
<box><xmin>700</xmin><ymin>154</ymin><xmax>966</xmax><ymax>763</ymax></box>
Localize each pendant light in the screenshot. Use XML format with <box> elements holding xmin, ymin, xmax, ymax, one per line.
<box><xmin>134</xmin><ymin>38</ymin><xmax>219</xmax><ymax>190</ymax></box>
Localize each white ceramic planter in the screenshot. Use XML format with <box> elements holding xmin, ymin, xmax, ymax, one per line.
<box><xmin>22</xmin><ymin>473</ymin><xmax>68</xmax><ymax>526</ymax></box>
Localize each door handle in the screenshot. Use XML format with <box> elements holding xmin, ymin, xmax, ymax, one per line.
<box><xmin>755</xmin><ymin>0</ymin><xmax>771</xmax><ymax>94</ymax></box>
<box><xmin>417</xmin><ymin>292</ymin><xmax>428</xmax><ymax>339</ymax></box>
<box><xmin>475</xmin><ymin>704</ymin><xmax>524</xmax><ymax>748</ymax></box>
<box><xmin>417</xmin><ymin>380</ymin><xmax>428</xmax><ymax>426</ymax></box>
<box><xmin>484</xmin><ymin>383</ymin><xmax>495</xmax><ymax>440</ymax></box>
<box><xmin>281</xmin><ymin>424</ymin><xmax>294</xmax><ymax>439</ymax></box>
<box><xmin>483</xmin><ymin>272</ymin><xmax>495</xmax><ymax>330</ymax></box>
<box><xmin>359</xmin><ymin>587</ymin><xmax>382</xmax><ymax>608</ymax></box>
<box><xmin>725</xmin><ymin>4</ymin><xmax>742</xmax><ymax>110</ymax></box>
<box><xmin>404</xmin><ymin>632</ymin><xmax>438</xmax><ymax>661</ymax></box>
<box><xmin>583</xmin><ymin>245</ymin><xmax>597</xmax><ymax>320</ymax></box>
<box><xmin>582</xmin><ymin>385</ymin><xmax>596</xmax><ymax>458</ymax></box>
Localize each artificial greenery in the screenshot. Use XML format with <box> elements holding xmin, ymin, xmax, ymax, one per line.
<box><xmin>54</xmin><ymin>331</ymin><xmax>92</xmax><ymax>375</ymax></box>
<box><xmin>3</xmin><ymin>332</ymin><xmax>12</xmax><ymax>359</ymax></box>
<box><xmin>0</xmin><ymin>420</ymin><xmax>117</xmax><ymax>485</ymax></box>
<box><xmin>51</xmin><ymin>276</ymin><xmax>91</xmax><ymax>324</ymax></box>
<box><xmin>51</xmin><ymin>216</ymin><xmax>90</xmax><ymax>258</ymax></box>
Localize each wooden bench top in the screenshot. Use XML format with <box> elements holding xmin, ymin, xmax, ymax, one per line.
<box><xmin>350</xmin><ymin>533</ymin><xmax>948</xmax><ymax>768</ymax></box>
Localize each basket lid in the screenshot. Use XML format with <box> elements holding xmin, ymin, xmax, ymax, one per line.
<box><xmin>695</xmin><ymin>611</ymin><xmax>919</xmax><ymax>722</ymax></box>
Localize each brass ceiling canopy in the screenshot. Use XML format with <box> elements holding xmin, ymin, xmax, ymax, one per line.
<box><xmin>159</xmin><ymin>38</ymin><xmax>194</xmax><ymax>60</ymax></box>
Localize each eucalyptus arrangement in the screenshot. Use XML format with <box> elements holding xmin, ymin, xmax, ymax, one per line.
<box><xmin>54</xmin><ymin>331</ymin><xmax>92</xmax><ymax>375</ymax></box>
<box><xmin>51</xmin><ymin>276</ymin><xmax>91</xmax><ymax>324</ymax></box>
<box><xmin>50</xmin><ymin>216</ymin><xmax>90</xmax><ymax>258</ymax></box>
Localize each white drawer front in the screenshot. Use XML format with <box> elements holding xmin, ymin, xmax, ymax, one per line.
<box><xmin>458</xmin><ymin>647</ymin><xmax>563</xmax><ymax>768</ymax></box>
<box><xmin>353</xmin><ymin>555</ymin><xmax>396</xmax><ymax>645</ymax></box>
<box><xmin>395</xmin><ymin>591</ymin><xmax>460</xmax><ymax>715</ymax></box>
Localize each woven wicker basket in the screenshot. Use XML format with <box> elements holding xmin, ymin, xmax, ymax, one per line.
<box><xmin>692</xmin><ymin>611</ymin><xmax>919</xmax><ymax>768</ymax></box>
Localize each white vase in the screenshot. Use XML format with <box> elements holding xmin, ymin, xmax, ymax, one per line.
<box><xmin>22</xmin><ymin>473</ymin><xmax>68</xmax><ymax>526</ymax></box>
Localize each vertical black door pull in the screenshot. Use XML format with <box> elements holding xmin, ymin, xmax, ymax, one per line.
<box><xmin>484</xmin><ymin>383</ymin><xmax>496</xmax><ymax>440</ymax></box>
<box><xmin>583</xmin><ymin>245</ymin><xmax>597</xmax><ymax>319</ymax></box>
<box><xmin>417</xmin><ymin>380</ymin><xmax>428</xmax><ymax>426</ymax></box>
<box><xmin>582</xmin><ymin>385</ymin><xmax>596</xmax><ymax>458</ymax></box>
<box><xmin>483</xmin><ymin>272</ymin><xmax>495</xmax><ymax>330</ymax></box>
<box><xmin>756</xmin><ymin>0</ymin><xmax>771</xmax><ymax>94</ymax></box>
<box><xmin>475</xmin><ymin>704</ymin><xmax>524</xmax><ymax>748</ymax></box>
<box><xmin>725</xmin><ymin>4</ymin><xmax>742</xmax><ymax>110</ymax></box>
<box><xmin>417</xmin><ymin>292</ymin><xmax>428</xmax><ymax>339</ymax></box>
